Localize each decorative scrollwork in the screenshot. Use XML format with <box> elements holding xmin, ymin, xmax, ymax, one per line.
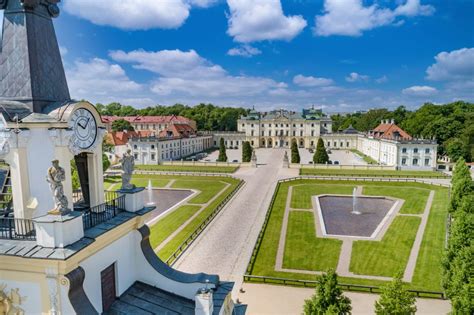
<box><xmin>19</xmin><ymin>0</ymin><xmax>61</xmax><ymax>17</ymax></box>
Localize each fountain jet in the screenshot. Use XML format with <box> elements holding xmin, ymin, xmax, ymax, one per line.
<box><xmin>351</xmin><ymin>187</ymin><xmax>361</xmax><ymax>215</ymax></box>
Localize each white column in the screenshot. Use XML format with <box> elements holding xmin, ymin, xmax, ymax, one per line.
<box><xmin>87</xmin><ymin>148</ymin><xmax>105</xmax><ymax>207</ymax></box>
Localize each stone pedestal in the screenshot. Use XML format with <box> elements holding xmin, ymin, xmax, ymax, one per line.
<box><xmin>34</xmin><ymin>212</ymin><xmax>84</xmax><ymax>248</ymax></box>
<box><xmin>195</xmin><ymin>288</ymin><xmax>214</xmax><ymax>315</ymax></box>
<box><xmin>117</xmin><ymin>187</ymin><xmax>146</xmax><ymax>213</ymax></box>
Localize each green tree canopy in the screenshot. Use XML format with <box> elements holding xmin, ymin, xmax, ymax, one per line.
<box><xmin>375</xmin><ymin>271</ymin><xmax>417</xmax><ymax>315</ymax></box>
<box><xmin>314</xmin><ymin>138</ymin><xmax>329</xmax><ymax>164</ymax></box>
<box><xmin>111</xmin><ymin>119</ymin><xmax>134</xmax><ymax>132</ymax></box>
<box><xmin>242</xmin><ymin>141</ymin><xmax>253</xmax><ymax>162</ymax></box>
<box><xmin>217</xmin><ymin>138</ymin><xmax>227</xmax><ymax>162</ymax></box>
<box><xmin>304</xmin><ymin>269</ymin><xmax>352</xmax><ymax>315</ymax></box>
<box><xmin>291</xmin><ymin>139</ymin><xmax>300</xmax><ymax>163</ymax></box>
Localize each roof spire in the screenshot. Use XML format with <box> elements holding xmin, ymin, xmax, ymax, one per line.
<box><xmin>0</xmin><ymin>0</ymin><xmax>70</xmax><ymax>113</ymax></box>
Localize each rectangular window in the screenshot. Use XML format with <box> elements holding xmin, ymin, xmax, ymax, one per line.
<box><xmin>414</xmin><ymin>148</ymin><xmax>419</xmax><ymax>153</ymax></box>
<box><xmin>413</xmin><ymin>158</ymin><xmax>418</xmax><ymax>165</ymax></box>
<box><xmin>346</xmin><ymin>142</ymin><xmax>349</xmax><ymax>147</ymax></box>
<box><xmin>402</xmin><ymin>158</ymin><xmax>406</xmax><ymax>165</ymax></box>
<box><xmin>334</xmin><ymin>141</ymin><xmax>337</xmax><ymax>147</ymax></box>
<box><xmin>151</xmin><ymin>154</ymin><xmax>155</xmax><ymax>160</ymax></box>
<box><xmin>425</xmin><ymin>159</ymin><xmax>430</xmax><ymax>166</ymax></box>
<box><xmin>402</xmin><ymin>148</ymin><xmax>407</xmax><ymax>153</ymax></box>
<box><xmin>425</xmin><ymin>148</ymin><xmax>430</xmax><ymax>154</ymax></box>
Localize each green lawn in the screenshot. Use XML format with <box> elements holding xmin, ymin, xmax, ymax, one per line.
<box><xmin>157</xmin><ymin>177</ymin><xmax>241</xmax><ymax>262</ymax></box>
<box><xmin>411</xmin><ymin>189</ymin><xmax>448</xmax><ymax>291</ymax></box>
<box><xmin>283</xmin><ymin>211</ymin><xmax>342</xmax><ymax>271</ymax></box>
<box><xmin>300</xmin><ymin>168</ymin><xmax>448</xmax><ymax>178</ymax></box>
<box><xmin>172</xmin><ymin>180</ymin><xmax>227</xmax><ymax>204</ymax></box>
<box><xmin>350</xmin><ymin>149</ymin><xmax>378</xmax><ymax>164</ymax></box>
<box><xmin>363</xmin><ymin>186</ymin><xmax>430</xmax><ymax>214</ymax></box>
<box><xmin>291</xmin><ymin>184</ymin><xmax>355</xmax><ymax>209</ymax></box>
<box><xmin>135</xmin><ymin>164</ymin><xmax>238</xmax><ymax>173</ymax></box>
<box><xmin>248</xmin><ymin>179</ymin><xmax>449</xmax><ymax>292</ymax></box>
<box><xmin>350</xmin><ymin>216</ymin><xmax>421</xmax><ymax>277</ymax></box>
<box><xmin>149</xmin><ymin>205</ymin><xmax>201</xmax><ymax>249</ymax></box>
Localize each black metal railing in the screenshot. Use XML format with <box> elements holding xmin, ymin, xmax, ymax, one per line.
<box><xmin>82</xmin><ymin>193</ymin><xmax>126</xmax><ymax>230</ymax></box>
<box><xmin>0</xmin><ymin>217</ymin><xmax>36</xmax><ymax>241</ymax></box>
<box><xmin>243</xmin><ymin>275</ymin><xmax>446</xmax><ymax>299</ymax></box>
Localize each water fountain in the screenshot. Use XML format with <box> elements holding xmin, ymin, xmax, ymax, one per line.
<box><xmin>146</xmin><ymin>180</ymin><xmax>156</xmax><ymax>206</ymax></box>
<box><xmin>351</xmin><ymin>187</ymin><xmax>361</xmax><ymax>215</ymax></box>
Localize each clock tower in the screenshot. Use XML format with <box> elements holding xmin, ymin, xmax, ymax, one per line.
<box><xmin>0</xmin><ymin>0</ymin><xmax>106</xmax><ymax>218</ymax></box>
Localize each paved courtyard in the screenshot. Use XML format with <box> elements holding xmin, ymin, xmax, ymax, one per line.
<box><xmin>298</xmin><ymin>148</ymin><xmax>367</xmax><ymax>165</ymax></box>
<box><xmin>174</xmin><ymin>149</ymin><xmax>298</xmax><ymax>293</ymax></box>
<box><xmin>238</xmin><ymin>283</ymin><xmax>451</xmax><ymax>315</ymax></box>
<box><xmin>202</xmin><ymin>148</ymin><xmax>242</xmax><ymax>162</ymax></box>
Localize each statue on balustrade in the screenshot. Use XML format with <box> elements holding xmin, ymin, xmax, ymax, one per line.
<box><xmin>120</xmin><ymin>149</ymin><xmax>136</xmax><ymax>190</ymax></box>
<box><xmin>46</xmin><ymin>160</ymin><xmax>70</xmax><ymax>215</ymax></box>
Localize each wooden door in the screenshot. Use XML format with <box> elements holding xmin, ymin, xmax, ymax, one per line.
<box><xmin>101</xmin><ymin>263</ymin><xmax>116</xmax><ymax>312</ymax></box>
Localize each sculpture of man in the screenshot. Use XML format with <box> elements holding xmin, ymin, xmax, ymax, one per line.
<box><xmin>283</xmin><ymin>151</ymin><xmax>289</xmax><ymax>162</ymax></box>
<box><xmin>120</xmin><ymin>149</ymin><xmax>136</xmax><ymax>190</ymax></box>
<box><xmin>46</xmin><ymin>160</ymin><xmax>70</xmax><ymax>215</ymax></box>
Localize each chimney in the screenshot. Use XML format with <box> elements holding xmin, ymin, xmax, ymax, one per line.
<box><xmin>391</xmin><ymin>119</ymin><xmax>395</xmax><ymax>124</ymax></box>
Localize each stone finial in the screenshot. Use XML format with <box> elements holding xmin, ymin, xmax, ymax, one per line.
<box><xmin>46</xmin><ymin>160</ymin><xmax>70</xmax><ymax>215</ymax></box>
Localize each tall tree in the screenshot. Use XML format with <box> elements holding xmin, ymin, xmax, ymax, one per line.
<box><xmin>314</xmin><ymin>138</ymin><xmax>329</xmax><ymax>164</ymax></box>
<box><xmin>111</xmin><ymin>119</ymin><xmax>134</xmax><ymax>132</ymax></box>
<box><xmin>375</xmin><ymin>272</ymin><xmax>417</xmax><ymax>315</ymax></box>
<box><xmin>304</xmin><ymin>269</ymin><xmax>351</xmax><ymax>315</ymax></box>
<box><xmin>217</xmin><ymin>138</ymin><xmax>227</xmax><ymax>162</ymax></box>
<box><xmin>450</xmin><ymin>158</ymin><xmax>474</xmax><ymax>212</ymax></box>
<box><xmin>291</xmin><ymin>139</ymin><xmax>300</xmax><ymax>163</ymax></box>
<box><xmin>242</xmin><ymin>141</ymin><xmax>252</xmax><ymax>162</ymax></box>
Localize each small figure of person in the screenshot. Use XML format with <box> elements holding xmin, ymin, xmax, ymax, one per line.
<box><xmin>46</xmin><ymin>160</ymin><xmax>70</xmax><ymax>215</ymax></box>
<box><xmin>120</xmin><ymin>149</ymin><xmax>136</xmax><ymax>190</ymax></box>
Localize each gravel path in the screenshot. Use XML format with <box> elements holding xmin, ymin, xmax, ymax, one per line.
<box><xmin>174</xmin><ymin>149</ymin><xmax>298</xmax><ymax>291</ymax></box>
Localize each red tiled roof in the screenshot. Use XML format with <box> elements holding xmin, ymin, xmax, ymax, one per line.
<box><xmin>371</xmin><ymin>123</ymin><xmax>412</xmax><ymax>140</ymax></box>
<box><xmin>158</xmin><ymin>124</ymin><xmax>196</xmax><ymax>138</ymax></box>
<box><xmin>101</xmin><ymin>115</ymin><xmax>192</xmax><ymax>124</ymax></box>
<box><xmin>105</xmin><ymin>130</ymin><xmax>154</xmax><ymax>146</ymax></box>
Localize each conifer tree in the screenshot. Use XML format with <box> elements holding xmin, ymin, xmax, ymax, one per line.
<box><xmin>217</xmin><ymin>138</ymin><xmax>227</xmax><ymax>162</ymax></box>
<box><xmin>314</xmin><ymin>138</ymin><xmax>329</xmax><ymax>164</ymax></box>
<box><xmin>291</xmin><ymin>139</ymin><xmax>300</xmax><ymax>163</ymax></box>
<box><xmin>242</xmin><ymin>141</ymin><xmax>252</xmax><ymax>162</ymax></box>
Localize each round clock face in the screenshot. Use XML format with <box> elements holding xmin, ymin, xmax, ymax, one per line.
<box><xmin>70</xmin><ymin>108</ymin><xmax>98</xmax><ymax>150</ymax></box>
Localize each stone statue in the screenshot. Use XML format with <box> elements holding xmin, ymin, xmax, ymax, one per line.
<box><xmin>46</xmin><ymin>160</ymin><xmax>70</xmax><ymax>215</ymax></box>
<box><xmin>120</xmin><ymin>149</ymin><xmax>136</xmax><ymax>190</ymax></box>
<box><xmin>283</xmin><ymin>151</ymin><xmax>289</xmax><ymax>162</ymax></box>
<box><xmin>251</xmin><ymin>150</ymin><xmax>257</xmax><ymax>168</ymax></box>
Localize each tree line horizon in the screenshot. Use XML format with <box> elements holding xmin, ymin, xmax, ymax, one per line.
<box><xmin>97</xmin><ymin>100</ymin><xmax>473</xmax><ymax>162</ymax></box>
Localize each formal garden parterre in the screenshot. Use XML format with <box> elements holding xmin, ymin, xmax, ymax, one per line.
<box><xmin>105</xmin><ymin>174</ymin><xmax>242</xmax><ymax>264</ymax></box>
<box><xmin>246</xmin><ymin>178</ymin><xmax>449</xmax><ymax>294</ymax></box>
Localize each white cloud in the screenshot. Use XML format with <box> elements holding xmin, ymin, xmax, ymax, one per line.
<box><xmin>226</xmin><ymin>0</ymin><xmax>307</xmax><ymax>43</ymax></box>
<box><xmin>66</xmin><ymin>58</ymin><xmax>142</xmax><ymax>102</ymax></box>
<box><xmin>63</xmin><ymin>0</ymin><xmax>194</xmax><ymax>30</ymax></box>
<box><xmin>402</xmin><ymin>85</ymin><xmax>438</xmax><ymax>96</ymax></box>
<box><xmin>227</xmin><ymin>45</ymin><xmax>262</xmax><ymax>57</ymax></box>
<box><xmin>426</xmin><ymin>47</ymin><xmax>474</xmax><ymax>81</ymax></box>
<box><xmin>345</xmin><ymin>72</ymin><xmax>369</xmax><ymax>82</ymax></box>
<box><xmin>59</xmin><ymin>45</ymin><xmax>68</xmax><ymax>57</ymax></box>
<box><xmin>109</xmin><ymin>49</ymin><xmax>286</xmax><ymax>99</ymax></box>
<box><xmin>375</xmin><ymin>75</ymin><xmax>388</xmax><ymax>83</ymax></box>
<box><xmin>314</xmin><ymin>0</ymin><xmax>435</xmax><ymax>37</ymax></box>
<box><xmin>187</xmin><ymin>0</ymin><xmax>218</xmax><ymax>8</ymax></box>
<box><xmin>293</xmin><ymin>74</ymin><xmax>334</xmax><ymax>87</ymax></box>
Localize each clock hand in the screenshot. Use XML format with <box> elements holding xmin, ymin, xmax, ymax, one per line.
<box><xmin>78</xmin><ymin>121</ymin><xmax>86</xmax><ymax>129</ymax></box>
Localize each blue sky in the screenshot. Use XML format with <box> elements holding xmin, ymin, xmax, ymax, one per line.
<box><xmin>7</xmin><ymin>0</ymin><xmax>473</xmax><ymax>112</ymax></box>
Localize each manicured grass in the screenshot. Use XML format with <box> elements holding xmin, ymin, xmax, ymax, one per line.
<box><xmin>411</xmin><ymin>189</ymin><xmax>448</xmax><ymax>291</ymax></box>
<box><xmin>363</xmin><ymin>186</ymin><xmax>430</xmax><ymax>214</ymax></box>
<box><xmin>104</xmin><ymin>176</ymin><xmax>169</xmax><ymax>190</ymax></box>
<box><xmin>350</xmin><ymin>216</ymin><xmax>420</xmax><ymax>277</ymax></box>
<box><xmin>291</xmin><ymin>184</ymin><xmax>355</xmax><ymax>209</ymax></box>
<box><xmin>350</xmin><ymin>149</ymin><xmax>378</xmax><ymax>164</ymax></box>
<box><xmin>249</xmin><ymin>179</ymin><xmax>448</xmax><ymax>291</ymax></box>
<box><xmin>135</xmin><ymin>164</ymin><xmax>238</xmax><ymax>173</ymax></box>
<box><xmin>157</xmin><ymin>177</ymin><xmax>241</xmax><ymax>261</ymax></box>
<box><xmin>283</xmin><ymin>211</ymin><xmax>341</xmax><ymax>271</ymax></box>
<box><xmin>300</xmin><ymin>168</ymin><xmax>448</xmax><ymax>178</ymax></box>
<box><xmin>149</xmin><ymin>205</ymin><xmax>201</xmax><ymax>249</ymax></box>
<box><xmin>172</xmin><ymin>180</ymin><xmax>227</xmax><ymax>204</ymax></box>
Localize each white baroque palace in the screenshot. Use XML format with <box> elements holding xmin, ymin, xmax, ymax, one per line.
<box><xmin>213</xmin><ymin>109</ymin><xmax>438</xmax><ymax>170</ymax></box>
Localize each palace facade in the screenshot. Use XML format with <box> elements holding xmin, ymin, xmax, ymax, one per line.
<box><xmin>214</xmin><ymin>110</ymin><xmax>438</xmax><ymax>169</ymax></box>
